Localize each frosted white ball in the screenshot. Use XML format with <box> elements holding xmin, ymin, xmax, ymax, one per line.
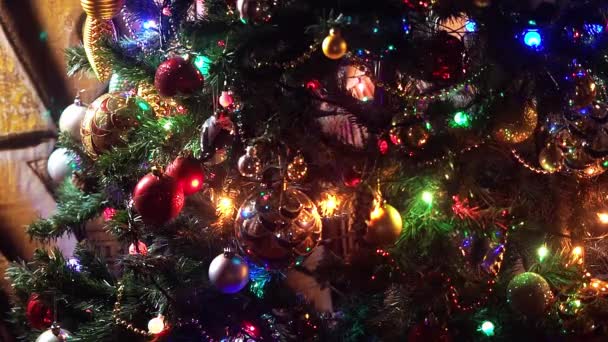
<box><xmin>47</xmin><ymin>148</ymin><xmax>74</xmax><ymax>184</ymax></box>
<box><xmin>58</xmin><ymin>103</ymin><xmax>87</xmax><ymax>141</ymax></box>
<box><xmin>36</xmin><ymin>328</ymin><xmax>71</xmax><ymax>342</ymax></box>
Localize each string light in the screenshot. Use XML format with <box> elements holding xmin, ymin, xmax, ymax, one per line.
<box><xmin>421</xmin><ymin>191</ymin><xmax>434</xmax><ymax>206</ymax></box>
<box><xmin>450</xmin><ymin>111</ymin><xmax>472</xmax><ymax>128</ymax></box>
<box><xmin>478</xmin><ymin>320</ymin><xmax>495</xmax><ymax>337</ymax></box>
<box><xmin>522</xmin><ymin>28</ymin><xmax>543</xmax><ymax>49</ymax></box>
<box><xmin>597</xmin><ymin>212</ymin><xmax>608</xmax><ymax>224</ymax></box>
<box><xmin>217</xmin><ymin>196</ymin><xmax>235</xmax><ymax>218</ymax></box>
<box><xmin>537</xmin><ymin>245</ymin><xmax>549</xmax><ymax>262</ymax></box>
<box><xmin>147</xmin><ymin>315</ymin><xmax>165</xmax><ymax>334</ymax></box>
<box><xmin>318</xmin><ymin>193</ymin><xmax>341</xmax><ymax>217</ymax></box>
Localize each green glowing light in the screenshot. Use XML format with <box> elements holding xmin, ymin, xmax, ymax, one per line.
<box><xmin>528</xmin><ymin>20</ymin><xmax>537</xmax><ymax>26</ymax></box>
<box><xmin>425</xmin><ymin>122</ymin><xmax>432</xmax><ymax>130</ymax></box>
<box><xmin>602</xmin><ymin>160</ymin><xmax>608</xmax><ymax>168</ymax></box>
<box><xmin>137</xmin><ymin>100</ymin><xmax>151</xmax><ymax>111</ymax></box>
<box><xmin>387</xmin><ymin>45</ymin><xmax>396</xmax><ymax>51</ymax></box>
<box><xmin>537</xmin><ymin>245</ymin><xmax>549</xmax><ymax>262</ymax></box>
<box><xmin>39</xmin><ymin>31</ymin><xmax>48</xmax><ymax>41</ymax></box>
<box><xmin>451</xmin><ymin>111</ymin><xmax>471</xmax><ymax>128</ymax></box>
<box><xmin>421</xmin><ymin>191</ymin><xmax>434</xmax><ymax>205</ymax></box>
<box><xmin>163</xmin><ymin>120</ymin><xmax>173</xmax><ymax>131</ymax></box>
<box><xmin>193</xmin><ymin>55</ymin><xmax>212</xmax><ymax>77</ymax></box>
<box><xmin>572</xmin><ymin>299</ymin><xmax>581</xmax><ymax>308</ymax></box>
<box><xmin>373</xmin><ymin>27</ymin><xmax>379</xmax><ymax>33</ymax></box>
<box><xmin>478</xmin><ymin>320</ymin><xmax>495</xmax><ymax>337</ymax></box>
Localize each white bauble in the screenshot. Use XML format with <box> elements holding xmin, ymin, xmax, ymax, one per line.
<box><xmin>58</xmin><ymin>102</ymin><xmax>87</xmax><ymax>141</ymax></box>
<box><xmin>36</xmin><ymin>328</ymin><xmax>71</xmax><ymax>342</ymax></box>
<box><xmin>47</xmin><ymin>148</ymin><xmax>74</xmax><ymax>184</ymax></box>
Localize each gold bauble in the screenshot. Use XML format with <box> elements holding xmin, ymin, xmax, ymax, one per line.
<box><xmin>83</xmin><ymin>17</ymin><xmax>115</xmax><ymax>81</ymax></box>
<box><xmin>137</xmin><ymin>81</ymin><xmax>179</xmax><ymax>117</ymax></box>
<box><xmin>322</xmin><ymin>29</ymin><xmax>347</xmax><ymax>60</ymax></box>
<box><xmin>539</xmin><ymin>143</ymin><xmax>564</xmax><ymax>173</ymax></box>
<box><xmin>473</xmin><ymin>0</ymin><xmax>491</xmax><ymax>7</ymax></box>
<box><xmin>365</xmin><ymin>204</ymin><xmax>403</xmax><ymax>246</ymax></box>
<box><xmin>287</xmin><ymin>153</ymin><xmax>308</xmax><ymax>181</ymax></box>
<box><xmin>81</xmin><ymin>93</ymin><xmax>149</xmax><ymax>159</ymax></box>
<box><xmin>81</xmin><ymin>0</ymin><xmax>125</xmax><ymax>20</ymax></box>
<box><xmin>492</xmin><ymin>100</ymin><xmax>538</xmax><ymax>144</ymax></box>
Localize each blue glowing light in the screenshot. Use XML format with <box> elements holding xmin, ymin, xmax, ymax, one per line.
<box><xmin>585</xmin><ymin>23</ymin><xmax>604</xmax><ymax>35</ymax></box>
<box><xmin>523</xmin><ymin>29</ymin><xmax>542</xmax><ymax>48</ymax></box>
<box><xmin>143</xmin><ymin>20</ymin><xmax>158</xmax><ymax>30</ymax></box>
<box><xmin>465</xmin><ymin>20</ymin><xmax>477</xmax><ymax>32</ymax></box>
<box><xmin>67</xmin><ymin>258</ymin><xmax>82</xmax><ymax>272</ymax></box>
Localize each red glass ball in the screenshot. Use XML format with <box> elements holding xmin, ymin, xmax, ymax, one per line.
<box><xmin>154</xmin><ymin>57</ymin><xmax>204</xmax><ymax>97</ymax></box>
<box><xmin>165</xmin><ymin>156</ymin><xmax>205</xmax><ymax>196</ymax></box>
<box><xmin>26</xmin><ymin>293</ymin><xmax>53</xmax><ymax>330</ymax></box>
<box><xmin>133</xmin><ymin>172</ymin><xmax>185</xmax><ymax>225</ymax></box>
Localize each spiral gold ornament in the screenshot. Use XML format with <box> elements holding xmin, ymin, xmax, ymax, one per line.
<box><xmin>137</xmin><ymin>81</ymin><xmax>179</xmax><ymax>117</ymax></box>
<box><xmin>83</xmin><ymin>16</ymin><xmax>115</xmax><ymax>81</ymax></box>
<box><xmin>81</xmin><ymin>0</ymin><xmax>125</xmax><ymax>20</ymax></box>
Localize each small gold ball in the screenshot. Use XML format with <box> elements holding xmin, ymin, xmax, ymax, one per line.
<box><xmin>322</xmin><ymin>30</ymin><xmax>347</xmax><ymax>60</ymax></box>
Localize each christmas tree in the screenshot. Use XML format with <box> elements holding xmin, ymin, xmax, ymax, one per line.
<box><xmin>9</xmin><ymin>0</ymin><xmax>608</xmax><ymax>340</ymax></box>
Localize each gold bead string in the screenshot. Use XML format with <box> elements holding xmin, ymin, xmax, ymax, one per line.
<box><xmin>511</xmin><ymin>149</ymin><xmax>551</xmax><ymax>175</ymax></box>
<box><xmin>112</xmin><ymin>283</ymin><xmax>154</xmax><ymax>337</ymax></box>
<box><xmin>252</xmin><ymin>44</ymin><xmax>318</xmax><ymax>70</ymax></box>
<box><xmin>416</xmin><ymin>142</ymin><xmax>484</xmax><ymax>168</ymax></box>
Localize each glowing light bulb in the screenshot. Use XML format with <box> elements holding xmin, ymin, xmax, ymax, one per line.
<box><xmin>319</xmin><ymin>194</ymin><xmax>340</xmax><ymax>217</ymax></box>
<box><xmin>148</xmin><ymin>315</ymin><xmax>165</xmax><ymax>334</ymax></box>
<box><xmin>572</xmin><ymin>246</ymin><xmax>583</xmax><ymax>257</ymax></box>
<box><xmin>478</xmin><ymin>320</ymin><xmax>495</xmax><ymax>337</ymax></box>
<box><xmin>143</xmin><ymin>20</ymin><xmax>158</xmax><ymax>30</ymax></box>
<box><xmin>523</xmin><ymin>29</ymin><xmax>542</xmax><ymax>48</ymax></box>
<box><xmin>190</xmin><ymin>178</ymin><xmax>201</xmax><ymax>189</ymax></box>
<box><xmin>465</xmin><ymin>20</ymin><xmax>477</xmax><ymax>32</ymax></box>
<box><xmin>421</xmin><ymin>191</ymin><xmax>434</xmax><ymax>205</ymax></box>
<box><xmin>451</xmin><ymin>111</ymin><xmax>471</xmax><ymax>128</ymax></box>
<box><xmin>537</xmin><ymin>245</ymin><xmax>549</xmax><ymax>262</ymax></box>
<box><xmin>597</xmin><ymin>212</ymin><xmax>608</xmax><ymax>224</ymax></box>
<box><xmin>217</xmin><ymin>196</ymin><xmax>235</xmax><ymax>217</ymax></box>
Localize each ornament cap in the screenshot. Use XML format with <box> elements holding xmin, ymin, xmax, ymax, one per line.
<box><xmin>223</xmin><ymin>247</ymin><xmax>235</xmax><ymax>257</ymax></box>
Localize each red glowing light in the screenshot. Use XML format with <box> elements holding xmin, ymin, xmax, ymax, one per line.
<box><xmin>378</xmin><ymin>139</ymin><xmax>389</xmax><ymax>154</ymax></box>
<box><xmin>103</xmin><ymin>207</ymin><xmax>117</xmax><ymax>221</ymax></box>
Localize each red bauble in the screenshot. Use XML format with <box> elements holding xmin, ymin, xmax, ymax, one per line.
<box><xmin>165</xmin><ymin>156</ymin><xmax>205</xmax><ymax>196</ymax></box>
<box><xmin>133</xmin><ymin>172</ymin><xmax>185</xmax><ymax>225</ymax></box>
<box><xmin>408</xmin><ymin>320</ymin><xmax>452</xmax><ymax>342</ymax></box>
<box><xmin>26</xmin><ymin>294</ymin><xmax>53</xmax><ymax>330</ymax></box>
<box><xmin>154</xmin><ymin>57</ymin><xmax>204</xmax><ymax>97</ymax></box>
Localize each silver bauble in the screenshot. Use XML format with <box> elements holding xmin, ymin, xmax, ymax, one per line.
<box><xmin>208</xmin><ymin>250</ymin><xmax>249</xmax><ymax>294</ymax></box>
<box><xmin>58</xmin><ymin>100</ymin><xmax>87</xmax><ymax>141</ymax></box>
<box><xmin>47</xmin><ymin>148</ymin><xmax>74</xmax><ymax>184</ymax></box>
<box><xmin>237</xmin><ymin>146</ymin><xmax>262</xmax><ymax>178</ymax></box>
<box><xmin>36</xmin><ymin>327</ymin><xmax>71</xmax><ymax>342</ymax></box>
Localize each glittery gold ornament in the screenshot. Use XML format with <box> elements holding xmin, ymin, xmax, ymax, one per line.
<box><xmin>81</xmin><ymin>0</ymin><xmax>125</xmax><ymax>19</ymax></box>
<box><xmin>365</xmin><ymin>203</ymin><xmax>403</xmax><ymax>246</ymax></box>
<box><xmin>539</xmin><ymin>143</ymin><xmax>564</xmax><ymax>173</ymax></box>
<box><xmin>287</xmin><ymin>153</ymin><xmax>308</xmax><ymax>181</ymax></box>
<box><xmin>507</xmin><ymin>272</ymin><xmax>553</xmax><ymax>317</ymax></box>
<box><xmin>492</xmin><ymin>100</ymin><xmax>538</xmax><ymax>144</ymax></box>
<box><xmin>81</xmin><ymin>93</ymin><xmax>149</xmax><ymax>159</ymax></box>
<box><xmin>83</xmin><ymin>16</ymin><xmax>115</xmax><ymax>82</ymax></box>
<box><xmin>322</xmin><ymin>29</ymin><xmax>347</xmax><ymax>60</ymax></box>
<box><xmin>137</xmin><ymin>81</ymin><xmax>180</xmax><ymax>117</ymax></box>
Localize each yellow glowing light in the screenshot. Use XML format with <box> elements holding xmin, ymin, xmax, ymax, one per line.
<box><xmin>319</xmin><ymin>194</ymin><xmax>340</xmax><ymax>217</ymax></box>
<box><xmin>572</xmin><ymin>246</ymin><xmax>583</xmax><ymax>256</ymax></box>
<box><xmin>597</xmin><ymin>212</ymin><xmax>608</xmax><ymax>224</ymax></box>
<box><xmin>148</xmin><ymin>315</ymin><xmax>165</xmax><ymax>334</ymax></box>
<box><xmin>217</xmin><ymin>196</ymin><xmax>235</xmax><ymax>217</ymax></box>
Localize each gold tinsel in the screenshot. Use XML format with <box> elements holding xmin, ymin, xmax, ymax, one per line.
<box><xmin>80</xmin><ymin>0</ymin><xmax>125</xmax><ymax>20</ymax></box>
<box><xmin>83</xmin><ymin>16</ymin><xmax>114</xmax><ymax>82</ymax></box>
<box><xmin>137</xmin><ymin>81</ymin><xmax>179</xmax><ymax>117</ymax></box>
